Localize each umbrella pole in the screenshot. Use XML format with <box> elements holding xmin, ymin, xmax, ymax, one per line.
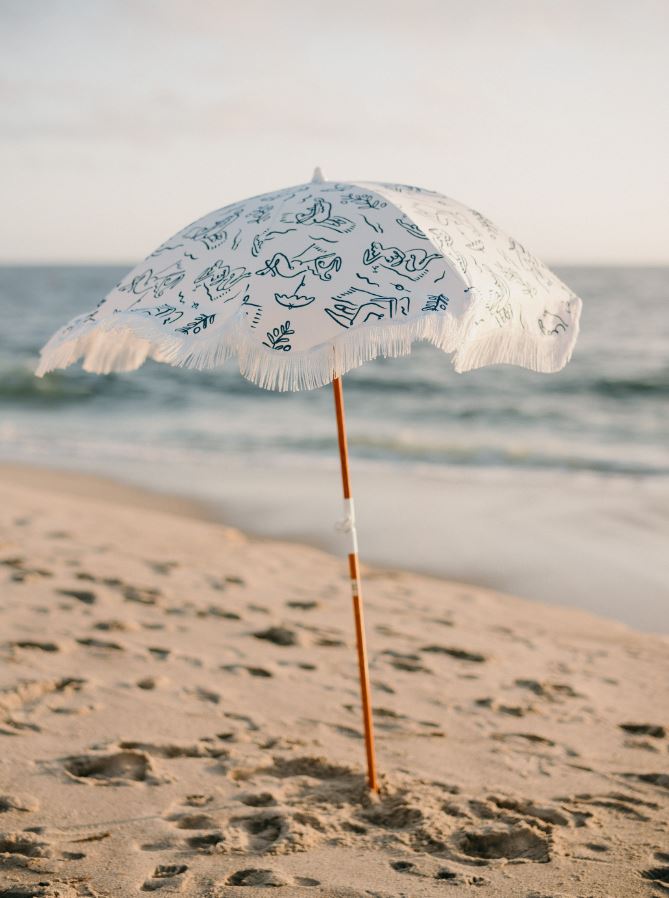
<box><xmin>332</xmin><ymin>375</ymin><xmax>379</xmax><ymax>792</ymax></box>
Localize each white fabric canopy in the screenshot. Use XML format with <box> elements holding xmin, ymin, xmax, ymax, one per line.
<box><xmin>37</xmin><ymin>176</ymin><xmax>582</xmax><ymax>390</ymax></box>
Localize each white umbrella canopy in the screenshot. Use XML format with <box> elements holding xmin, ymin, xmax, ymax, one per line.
<box><xmin>36</xmin><ymin>170</ymin><xmax>581</xmax><ymax>388</ymax></box>
<box><xmin>35</xmin><ymin>171</ymin><xmax>583</xmax><ymax>792</ymax></box>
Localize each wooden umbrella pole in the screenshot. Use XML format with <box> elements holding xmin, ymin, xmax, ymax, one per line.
<box><xmin>332</xmin><ymin>375</ymin><xmax>379</xmax><ymax>792</ymax></box>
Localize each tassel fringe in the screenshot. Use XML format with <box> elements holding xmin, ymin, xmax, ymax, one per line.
<box><xmin>36</xmin><ymin>302</ymin><xmax>581</xmax><ymax>392</ymax></box>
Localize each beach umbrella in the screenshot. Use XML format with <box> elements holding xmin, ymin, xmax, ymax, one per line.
<box><xmin>36</xmin><ymin>169</ymin><xmax>582</xmax><ymax>791</ymax></box>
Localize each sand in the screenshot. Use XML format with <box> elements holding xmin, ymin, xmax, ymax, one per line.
<box><xmin>0</xmin><ymin>464</ymin><xmax>667</xmax><ymax>897</ymax></box>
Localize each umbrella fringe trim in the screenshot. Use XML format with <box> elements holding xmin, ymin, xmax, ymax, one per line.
<box><xmin>35</xmin><ymin>303</ymin><xmax>581</xmax><ymax>391</ymax></box>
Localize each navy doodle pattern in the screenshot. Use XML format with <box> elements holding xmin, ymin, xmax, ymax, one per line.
<box><xmin>37</xmin><ymin>175</ymin><xmax>582</xmax><ymax>389</ymax></box>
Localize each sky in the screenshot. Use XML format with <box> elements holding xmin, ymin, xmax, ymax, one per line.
<box><xmin>1</xmin><ymin>0</ymin><xmax>668</xmax><ymax>265</ymax></box>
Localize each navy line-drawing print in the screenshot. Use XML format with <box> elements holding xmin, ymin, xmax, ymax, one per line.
<box><xmin>489</xmin><ymin>300</ymin><xmax>513</xmax><ymax>327</ymax></box>
<box><xmin>396</xmin><ymin>217</ymin><xmax>428</xmax><ymax>240</ymax></box>
<box><xmin>182</xmin><ymin>208</ymin><xmax>242</xmax><ymax>250</ymax></box>
<box><xmin>361</xmin><ymin>214</ymin><xmax>383</xmax><ymax>233</ymax></box>
<box><xmin>362</xmin><ymin>242</ymin><xmax>439</xmax><ymax>281</ymax></box>
<box><xmin>61</xmin><ymin>310</ymin><xmax>100</xmax><ymax>335</ymax></box>
<box><xmin>281</xmin><ymin>198</ymin><xmax>354</xmax><ymax>234</ymax></box>
<box><xmin>470</xmin><ymin>209</ymin><xmax>499</xmax><ymax>238</ymax></box>
<box><xmin>176</xmin><ymin>313</ymin><xmax>216</xmax><ymax>334</ymax></box>
<box><xmin>274</xmin><ymin>275</ymin><xmax>316</xmax><ymax>310</ymax></box>
<box><xmin>149</xmin><ymin>240</ymin><xmax>183</xmax><ymax>258</ymax></box>
<box><xmin>193</xmin><ymin>261</ymin><xmax>250</xmax><ymax>301</ymax></box>
<box><xmin>482</xmin><ymin>264</ymin><xmax>511</xmax><ymax>305</ymax></box>
<box><xmin>507</xmin><ymin>239</ymin><xmax>552</xmax><ymax>286</ymax></box>
<box><xmin>499</xmin><ymin>260</ymin><xmax>537</xmax><ymax>298</ymax></box>
<box><xmin>422</xmin><ymin>294</ymin><xmax>450</xmax><ymax>312</ymax></box>
<box><xmin>39</xmin><ymin>179</ymin><xmax>580</xmax><ymax>385</ymax></box>
<box><xmin>427</xmin><ymin>227</ymin><xmax>453</xmax><ymax>251</ymax></box>
<box><xmin>251</xmin><ymin>228</ymin><xmax>297</xmax><ymax>258</ymax></box>
<box><xmin>325</xmin><ymin>287</ymin><xmax>411</xmax><ymax>329</ymax></box>
<box><xmin>262</xmin><ymin>320</ymin><xmax>294</xmax><ymax>351</ymax></box>
<box><xmin>128</xmin><ymin>303</ymin><xmax>184</xmax><ymax>325</ymax></box>
<box><xmin>246</xmin><ymin>204</ymin><xmax>273</xmax><ymax>225</ymax></box>
<box><xmin>307</xmin><ymin>234</ymin><xmax>338</xmax><ymax>244</ymax></box>
<box><xmin>356</xmin><ymin>273</ymin><xmax>380</xmax><ymax>286</ymax></box>
<box><xmin>242</xmin><ymin>293</ymin><xmax>262</xmax><ymax>329</ymax></box>
<box><xmin>118</xmin><ymin>261</ymin><xmax>186</xmax><ymax>302</ymax></box>
<box><xmin>256</xmin><ymin>243</ymin><xmax>342</xmax><ymax>282</ymax></box>
<box><xmin>340</xmin><ymin>193</ymin><xmax>387</xmax><ymax>210</ymax></box>
<box><xmin>466</xmin><ymin>239</ymin><xmax>486</xmax><ymax>252</ymax></box>
<box><xmin>538</xmin><ymin>311</ymin><xmax>567</xmax><ymax>335</ymax></box>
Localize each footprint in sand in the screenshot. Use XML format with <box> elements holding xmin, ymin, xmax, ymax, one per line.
<box><xmin>0</xmin><ymin>793</ymin><xmax>40</xmax><ymax>813</ymax></box>
<box><xmin>454</xmin><ymin>821</ymin><xmax>552</xmax><ymax>862</ymax></box>
<box><xmin>2</xmin><ymin>556</ymin><xmax>53</xmax><ymax>583</ymax></box>
<box><xmin>239</xmin><ymin>791</ymin><xmax>277</xmax><ymax>807</ymax></box>
<box><xmin>381</xmin><ymin>650</ymin><xmax>431</xmax><ymax>673</ymax></box>
<box><xmin>421</xmin><ymin>644</ymin><xmax>487</xmax><ymax>663</ymax></box>
<box><xmin>225</xmin><ymin>868</ymin><xmax>320</xmax><ymax>888</ymax></box>
<box><xmin>234</xmin><ymin>812</ymin><xmax>286</xmax><ymax>851</ymax></box>
<box><xmin>136</xmin><ymin>676</ymin><xmax>168</xmax><ymax>690</ymax></box>
<box><xmin>184</xmin><ymin>794</ymin><xmax>214</xmax><ymax>807</ymax></box>
<box><xmin>642</xmin><ymin>852</ymin><xmax>669</xmax><ymax>885</ymax></box>
<box><xmin>642</xmin><ymin>868</ymin><xmax>669</xmax><ymax>885</ymax></box>
<box><xmin>0</xmin><ymin>831</ymin><xmax>52</xmax><ymax>858</ymax></box>
<box><xmin>199</xmin><ymin>605</ymin><xmax>241</xmax><ymax>620</ymax></box>
<box><xmin>621</xmin><ymin>772</ymin><xmax>669</xmax><ymax>791</ymax></box>
<box><xmin>63</xmin><ymin>749</ymin><xmax>161</xmax><ymax>784</ymax></box>
<box><xmin>160</xmin><ymin>804</ymin><xmax>225</xmax><ymax>851</ymax></box>
<box><xmin>188</xmin><ymin>686</ymin><xmax>221</xmax><ymax>704</ymax></box>
<box><xmin>224</xmin><ymin>711</ymin><xmax>260</xmax><ymax>733</ymax></box>
<box><xmin>206</xmin><ymin>574</ymin><xmax>245</xmax><ymax>591</ymax></box>
<box><xmin>221</xmin><ymin>663</ymin><xmax>274</xmax><ymax>678</ymax></box>
<box><xmin>226</xmin><ymin>868</ymin><xmax>288</xmax><ymax>887</ymax></box>
<box><xmin>141</xmin><ymin>863</ymin><xmax>189</xmax><ymax>891</ymax></box>
<box><xmin>118</xmin><ymin>739</ymin><xmax>228</xmax><ymax>759</ymax></box>
<box><xmin>56</xmin><ymin>588</ymin><xmax>97</xmax><ymax>605</ymax></box>
<box><xmin>215</xmin><ymin>790</ymin><xmax>334</xmax><ymax>854</ymax></box>
<box><xmin>167</xmin><ymin>813</ymin><xmax>217</xmax><ymax>831</ymax></box>
<box><xmin>619</xmin><ymin>722</ymin><xmax>666</xmax><ymax>739</ymax></box>
<box><xmin>75</xmin><ymin>637</ymin><xmax>124</xmax><ymax>651</ymax></box>
<box><xmin>186</xmin><ymin>831</ymin><xmax>225</xmax><ymax>850</ymax></box>
<box><xmin>94</xmin><ymin>619</ymin><xmax>137</xmax><ymax>632</ymax></box>
<box><xmin>0</xmin><ymin>886</ymin><xmax>82</xmax><ymax>898</ymax></box>
<box><xmin>314</xmin><ymin>635</ymin><xmax>346</xmax><ymax>648</ymax></box>
<box><xmin>9</xmin><ymin>641</ymin><xmax>60</xmax><ymax>653</ymax></box>
<box><xmin>253</xmin><ymin>626</ymin><xmax>299</xmax><ymax>647</ymax></box>
<box><xmin>515</xmin><ymin>678</ymin><xmax>582</xmax><ymax>701</ymax></box>
<box><xmin>390</xmin><ymin>859</ymin><xmax>462</xmax><ymax>882</ymax></box>
<box><xmin>1</xmin><ymin>678</ymin><xmax>86</xmax><ymax>722</ymax></box>
<box><xmin>123</xmin><ymin>584</ymin><xmax>162</xmax><ymax>605</ymax></box>
<box><xmin>476</xmin><ymin>697</ymin><xmax>534</xmax><ymax>717</ymax></box>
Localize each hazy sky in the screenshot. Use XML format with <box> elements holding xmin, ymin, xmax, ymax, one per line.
<box><xmin>1</xmin><ymin>0</ymin><xmax>667</xmax><ymax>264</ymax></box>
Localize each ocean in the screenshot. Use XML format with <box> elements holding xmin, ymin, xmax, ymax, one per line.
<box><xmin>1</xmin><ymin>265</ymin><xmax>667</xmax><ymax>631</ymax></box>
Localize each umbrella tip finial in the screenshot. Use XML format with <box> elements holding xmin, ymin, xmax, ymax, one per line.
<box><xmin>311</xmin><ymin>166</ymin><xmax>325</xmax><ymax>183</ymax></box>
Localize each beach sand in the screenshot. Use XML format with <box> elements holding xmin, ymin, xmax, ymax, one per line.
<box><xmin>0</xmin><ymin>464</ymin><xmax>667</xmax><ymax>897</ymax></box>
